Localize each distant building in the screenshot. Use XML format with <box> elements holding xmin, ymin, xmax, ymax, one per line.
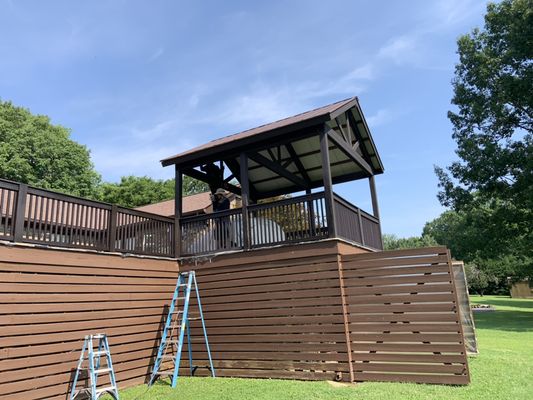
<box><xmin>135</xmin><ymin>191</ymin><xmax>240</xmax><ymax>218</ymax></box>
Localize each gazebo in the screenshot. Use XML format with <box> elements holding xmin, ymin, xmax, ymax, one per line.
<box><xmin>161</xmin><ymin>97</ymin><xmax>384</xmax><ymax>257</ymax></box>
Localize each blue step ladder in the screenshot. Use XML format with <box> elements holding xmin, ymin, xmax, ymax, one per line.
<box><xmin>149</xmin><ymin>270</ymin><xmax>215</xmax><ymax>387</ymax></box>
<box><xmin>70</xmin><ymin>333</ymin><xmax>119</xmax><ymax>400</ymax></box>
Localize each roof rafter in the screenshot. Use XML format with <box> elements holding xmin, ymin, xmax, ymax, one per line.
<box><xmin>183</xmin><ymin>167</ymin><xmax>242</xmax><ymax>196</ymax></box>
<box><xmin>285</xmin><ymin>143</ymin><xmax>312</xmax><ymax>185</ymax></box>
<box><xmin>326</xmin><ymin>128</ymin><xmax>373</xmax><ymax>176</ymax></box>
<box><xmin>248</xmin><ymin>151</ymin><xmax>309</xmax><ymax>189</ymax></box>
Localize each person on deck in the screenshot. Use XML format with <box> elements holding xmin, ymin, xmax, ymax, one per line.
<box><xmin>210</xmin><ymin>188</ymin><xmax>230</xmax><ymax>212</ymax></box>
<box><xmin>210</xmin><ymin>188</ymin><xmax>231</xmax><ymax>249</ymax></box>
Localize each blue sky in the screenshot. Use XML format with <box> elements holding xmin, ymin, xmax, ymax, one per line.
<box><xmin>0</xmin><ymin>0</ymin><xmax>489</xmax><ymax>237</ymax></box>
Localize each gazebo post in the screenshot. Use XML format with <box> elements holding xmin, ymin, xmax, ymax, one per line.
<box><xmin>174</xmin><ymin>166</ymin><xmax>183</xmax><ymax>257</ymax></box>
<box><xmin>239</xmin><ymin>153</ymin><xmax>251</xmax><ymax>250</ymax></box>
<box><xmin>320</xmin><ymin>126</ymin><xmax>337</xmax><ymax>238</ymax></box>
<box><xmin>369</xmin><ymin>175</ymin><xmax>380</xmax><ymax>219</ymax></box>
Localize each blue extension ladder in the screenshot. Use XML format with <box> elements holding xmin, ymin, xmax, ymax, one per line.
<box><xmin>70</xmin><ymin>333</ymin><xmax>119</xmax><ymax>400</ymax></box>
<box><xmin>149</xmin><ymin>270</ymin><xmax>215</xmax><ymax>387</ymax></box>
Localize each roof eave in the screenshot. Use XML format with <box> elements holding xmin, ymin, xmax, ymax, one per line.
<box><xmin>160</xmin><ymin>113</ymin><xmax>332</xmax><ymax>168</ymax></box>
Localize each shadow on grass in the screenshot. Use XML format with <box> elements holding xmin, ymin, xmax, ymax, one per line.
<box><xmin>474</xmin><ymin>310</ymin><xmax>533</xmax><ymax>332</ymax></box>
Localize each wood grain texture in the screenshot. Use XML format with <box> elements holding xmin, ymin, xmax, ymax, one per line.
<box><xmin>0</xmin><ymin>244</ymin><xmax>178</xmax><ymax>400</ymax></box>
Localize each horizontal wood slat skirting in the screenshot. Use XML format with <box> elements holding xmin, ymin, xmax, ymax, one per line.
<box><xmin>0</xmin><ymin>244</ymin><xmax>178</xmax><ymax>400</ymax></box>
<box><xmin>178</xmin><ymin>242</ymin><xmax>469</xmax><ymax>385</ymax></box>
<box><xmin>340</xmin><ymin>246</ymin><xmax>470</xmax><ymax>385</ymax></box>
<box><xmin>0</xmin><ymin>240</ymin><xmax>469</xmax><ymax>400</ymax></box>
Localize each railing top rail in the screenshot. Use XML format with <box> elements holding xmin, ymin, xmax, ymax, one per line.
<box><xmin>248</xmin><ymin>191</ymin><xmax>325</xmax><ymax>211</ymax></box>
<box><xmin>180</xmin><ymin>207</ymin><xmax>242</xmax><ymax>223</ymax></box>
<box><xmin>27</xmin><ymin>186</ymin><xmax>114</xmax><ymax>210</ymax></box>
<box><xmin>332</xmin><ymin>192</ymin><xmax>378</xmax><ymax>223</ymax></box>
<box><xmin>0</xmin><ymin>178</ymin><xmax>19</xmax><ymax>191</ymax></box>
<box><xmin>117</xmin><ymin>206</ymin><xmax>174</xmax><ymax>223</ymax></box>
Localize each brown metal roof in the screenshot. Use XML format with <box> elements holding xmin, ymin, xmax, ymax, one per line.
<box><xmin>160</xmin><ymin>97</ymin><xmax>384</xmax><ymax>199</ymax></box>
<box><xmin>161</xmin><ymin>97</ymin><xmax>357</xmax><ymax>167</ymax></box>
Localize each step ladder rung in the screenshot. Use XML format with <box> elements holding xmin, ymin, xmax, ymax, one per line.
<box><xmin>95</xmin><ymin>386</ymin><xmax>116</xmax><ymax>394</ymax></box>
<box><xmin>154</xmin><ymin>371</ymin><xmax>174</xmax><ymax>376</ymax></box>
<box><xmin>94</xmin><ymin>368</ymin><xmax>112</xmax><ymax>374</ymax></box>
<box><xmin>92</xmin><ymin>351</ymin><xmax>108</xmax><ymax>356</ymax></box>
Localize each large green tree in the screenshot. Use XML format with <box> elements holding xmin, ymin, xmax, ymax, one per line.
<box><xmin>382</xmin><ymin>233</ymin><xmax>438</xmax><ymax>251</ymax></box>
<box><xmin>0</xmin><ymin>100</ymin><xmax>101</xmax><ymax>197</ymax></box>
<box><xmin>98</xmin><ymin>175</ymin><xmax>208</xmax><ymax>208</ymax></box>
<box><xmin>435</xmin><ymin>0</ymin><xmax>532</xmax><ymax>266</ymax></box>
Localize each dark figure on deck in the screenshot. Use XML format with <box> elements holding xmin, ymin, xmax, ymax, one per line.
<box><xmin>210</xmin><ymin>188</ymin><xmax>231</xmax><ymax>249</ymax></box>
<box><xmin>201</xmin><ymin>163</ymin><xmax>225</xmax><ymax>194</ymax></box>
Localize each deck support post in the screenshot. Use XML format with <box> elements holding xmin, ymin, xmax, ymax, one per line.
<box><xmin>240</xmin><ymin>153</ymin><xmax>251</xmax><ymax>250</ymax></box>
<box><xmin>369</xmin><ymin>175</ymin><xmax>380</xmax><ymax>220</ymax></box>
<box><xmin>13</xmin><ymin>183</ymin><xmax>28</xmax><ymax>242</ymax></box>
<box><xmin>174</xmin><ymin>167</ymin><xmax>183</xmax><ymax>257</ymax></box>
<box><xmin>320</xmin><ymin>126</ymin><xmax>337</xmax><ymax>238</ymax></box>
<box><xmin>368</xmin><ymin>175</ymin><xmax>383</xmax><ymax>249</ymax></box>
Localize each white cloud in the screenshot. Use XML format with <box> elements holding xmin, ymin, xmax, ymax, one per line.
<box><xmin>378</xmin><ymin>35</ymin><xmax>419</xmax><ymax>66</ymax></box>
<box><xmin>92</xmin><ymin>146</ymin><xmax>180</xmax><ymax>181</ymax></box>
<box><xmin>345</xmin><ymin>63</ymin><xmax>375</xmax><ymax>81</ymax></box>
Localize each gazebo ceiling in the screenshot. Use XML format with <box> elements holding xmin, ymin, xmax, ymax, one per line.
<box><xmin>161</xmin><ymin>97</ymin><xmax>384</xmax><ymax>199</ymax></box>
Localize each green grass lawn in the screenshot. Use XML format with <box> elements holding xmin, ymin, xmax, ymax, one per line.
<box><xmin>118</xmin><ymin>295</ymin><xmax>533</xmax><ymax>400</ymax></box>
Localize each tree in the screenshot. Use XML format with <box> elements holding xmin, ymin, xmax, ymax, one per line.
<box><xmin>382</xmin><ymin>233</ymin><xmax>438</xmax><ymax>251</ymax></box>
<box><xmin>464</xmin><ymin>262</ymin><xmax>491</xmax><ymax>296</ymax></box>
<box><xmin>0</xmin><ymin>100</ymin><xmax>101</xmax><ymax>197</ymax></box>
<box><xmin>435</xmin><ymin>0</ymin><xmax>532</xmax><ymax>270</ymax></box>
<box><xmin>98</xmin><ymin>175</ymin><xmax>208</xmax><ymax>208</ymax></box>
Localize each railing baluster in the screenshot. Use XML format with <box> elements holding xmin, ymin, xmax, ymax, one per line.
<box><xmin>13</xmin><ymin>184</ymin><xmax>27</xmax><ymax>242</ymax></box>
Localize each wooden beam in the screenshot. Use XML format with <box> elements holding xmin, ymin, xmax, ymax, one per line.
<box><xmin>183</xmin><ymin>167</ymin><xmax>242</xmax><ymax>196</ymax></box>
<box><xmin>346</xmin><ymin>110</ymin><xmax>373</xmax><ymax>164</ymax></box>
<box><xmin>240</xmin><ymin>153</ymin><xmax>251</xmax><ymax>250</ymax></box>
<box><xmin>248</xmin><ymin>152</ymin><xmax>309</xmax><ymax>189</ymax></box>
<box><xmin>285</xmin><ymin>143</ymin><xmax>311</xmax><ymax>185</ymax></box>
<box><xmin>224</xmin><ymin>158</ymin><xmax>258</xmax><ymax>201</ymax></box>
<box><xmin>326</xmin><ymin>129</ymin><xmax>373</xmax><ymax>176</ymax></box>
<box><xmin>320</xmin><ymin>126</ymin><xmax>336</xmax><ymax>238</ymax></box>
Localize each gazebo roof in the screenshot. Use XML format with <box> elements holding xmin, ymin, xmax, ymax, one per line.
<box><xmin>161</xmin><ymin>97</ymin><xmax>384</xmax><ymax>199</ymax></box>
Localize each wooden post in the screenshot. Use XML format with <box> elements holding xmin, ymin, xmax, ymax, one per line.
<box><xmin>306</xmin><ymin>188</ymin><xmax>316</xmax><ymax>235</ymax></box>
<box><xmin>240</xmin><ymin>153</ymin><xmax>251</xmax><ymax>250</ymax></box>
<box><xmin>368</xmin><ymin>175</ymin><xmax>383</xmax><ymax>249</ymax></box>
<box><xmin>174</xmin><ymin>167</ymin><xmax>183</xmax><ymax>257</ymax></box>
<box><xmin>13</xmin><ymin>183</ymin><xmax>28</xmax><ymax>242</ymax></box>
<box><xmin>369</xmin><ymin>175</ymin><xmax>380</xmax><ymax>219</ymax></box>
<box><xmin>320</xmin><ymin>127</ymin><xmax>336</xmax><ymax>238</ymax></box>
<box><xmin>108</xmin><ymin>204</ymin><xmax>117</xmax><ymax>252</ymax></box>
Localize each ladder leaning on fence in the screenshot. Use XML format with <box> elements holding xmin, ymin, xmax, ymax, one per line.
<box><xmin>149</xmin><ymin>270</ymin><xmax>215</xmax><ymax>387</ymax></box>
<box><xmin>70</xmin><ymin>333</ymin><xmax>119</xmax><ymax>400</ymax></box>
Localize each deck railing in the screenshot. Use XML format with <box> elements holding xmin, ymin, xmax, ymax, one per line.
<box><xmin>0</xmin><ymin>179</ymin><xmax>174</xmax><ymax>257</ymax></box>
<box><xmin>179</xmin><ymin>191</ymin><xmax>382</xmax><ymax>256</ymax></box>
<box><xmin>333</xmin><ymin>193</ymin><xmax>382</xmax><ymax>249</ymax></box>
<box><xmin>1</xmin><ymin>178</ymin><xmax>383</xmax><ymax>257</ymax></box>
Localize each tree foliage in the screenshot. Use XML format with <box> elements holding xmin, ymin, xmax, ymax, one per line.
<box><xmin>382</xmin><ymin>233</ymin><xmax>438</xmax><ymax>251</ymax></box>
<box><xmin>435</xmin><ymin>0</ymin><xmax>532</xmax><ymax>281</ymax></box>
<box><xmin>98</xmin><ymin>175</ymin><xmax>208</xmax><ymax>208</ymax></box>
<box><xmin>0</xmin><ymin>100</ymin><xmax>101</xmax><ymax>197</ymax></box>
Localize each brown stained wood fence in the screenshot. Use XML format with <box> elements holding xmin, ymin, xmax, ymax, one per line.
<box><xmin>0</xmin><ymin>241</ymin><xmax>469</xmax><ymax>399</ymax></box>
<box><xmin>179</xmin><ymin>242</ymin><xmax>352</xmax><ymax>381</ymax></box>
<box><xmin>342</xmin><ymin>247</ymin><xmax>469</xmax><ymax>384</ymax></box>
<box><xmin>0</xmin><ymin>179</ymin><xmax>174</xmax><ymax>257</ymax></box>
<box><xmin>0</xmin><ymin>245</ymin><xmax>178</xmax><ymax>400</ymax></box>
<box><xmin>179</xmin><ymin>243</ymin><xmax>469</xmax><ymax>385</ymax></box>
